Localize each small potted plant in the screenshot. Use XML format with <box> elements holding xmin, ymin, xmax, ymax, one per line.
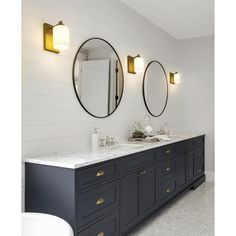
<box><xmin>131</xmin><ymin>121</ymin><xmax>145</xmax><ymax>139</ymax></box>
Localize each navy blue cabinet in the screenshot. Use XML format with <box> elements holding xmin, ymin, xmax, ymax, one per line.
<box><xmin>121</xmin><ymin>165</ymin><xmax>158</xmax><ymax>234</ymax></box>
<box><xmin>25</xmin><ymin>135</ymin><xmax>205</xmax><ymax>236</ymax></box>
<box><xmin>121</xmin><ymin>171</ymin><xmax>140</xmax><ymax>233</ymax></box>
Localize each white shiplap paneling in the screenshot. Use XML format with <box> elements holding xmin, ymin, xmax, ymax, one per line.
<box><xmin>22</xmin><ymin>0</ymin><xmax>178</xmax><ymax>157</ymax></box>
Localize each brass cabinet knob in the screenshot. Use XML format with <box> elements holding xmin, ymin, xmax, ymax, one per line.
<box><xmin>96</xmin><ymin>170</ymin><xmax>105</xmax><ymax>177</ymax></box>
<box><xmin>97</xmin><ymin>232</ymin><xmax>105</xmax><ymax>236</ymax></box>
<box><xmin>166</xmin><ymin>167</ymin><xmax>170</xmax><ymax>171</ymax></box>
<box><xmin>166</xmin><ymin>188</ymin><xmax>170</xmax><ymax>193</ymax></box>
<box><xmin>96</xmin><ymin>198</ymin><xmax>105</xmax><ymax>205</ymax></box>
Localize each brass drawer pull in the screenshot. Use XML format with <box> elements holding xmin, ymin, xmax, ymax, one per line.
<box><xmin>139</xmin><ymin>170</ymin><xmax>146</xmax><ymax>175</ymax></box>
<box><xmin>97</xmin><ymin>232</ymin><xmax>105</xmax><ymax>236</ymax></box>
<box><xmin>96</xmin><ymin>198</ymin><xmax>105</xmax><ymax>205</ymax></box>
<box><xmin>166</xmin><ymin>167</ymin><xmax>170</xmax><ymax>172</ymax></box>
<box><xmin>166</xmin><ymin>150</ymin><xmax>170</xmax><ymax>154</ymax></box>
<box><xmin>96</xmin><ymin>170</ymin><xmax>105</xmax><ymax>177</ymax></box>
<box><xmin>166</xmin><ymin>188</ymin><xmax>170</xmax><ymax>193</ymax></box>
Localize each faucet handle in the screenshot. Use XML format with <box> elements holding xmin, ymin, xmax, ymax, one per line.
<box><xmin>110</xmin><ymin>137</ymin><xmax>118</xmax><ymax>145</ymax></box>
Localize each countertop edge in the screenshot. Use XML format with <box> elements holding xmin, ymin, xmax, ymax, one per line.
<box><xmin>23</xmin><ymin>134</ymin><xmax>205</xmax><ymax>169</ymax></box>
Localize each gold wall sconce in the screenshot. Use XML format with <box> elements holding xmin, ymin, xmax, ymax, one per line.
<box><xmin>43</xmin><ymin>21</ymin><xmax>70</xmax><ymax>53</ymax></box>
<box><xmin>127</xmin><ymin>54</ymin><xmax>144</xmax><ymax>74</ymax></box>
<box><xmin>169</xmin><ymin>72</ymin><xmax>181</xmax><ymax>84</ymax></box>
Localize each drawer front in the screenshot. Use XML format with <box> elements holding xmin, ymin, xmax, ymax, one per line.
<box><xmin>78</xmin><ymin>161</ymin><xmax>119</xmax><ymax>189</ymax></box>
<box><xmin>194</xmin><ymin>136</ymin><xmax>205</xmax><ymax>147</ymax></box>
<box><xmin>159</xmin><ymin>179</ymin><xmax>177</xmax><ymax>202</ymax></box>
<box><xmin>194</xmin><ymin>159</ymin><xmax>205</xmax><ymax>177</ymax></box>
<box><xmin>77</xmin><ymin>181</ymin><xmax>119</xmax><ymax>227</ymax></box>
<box><xmin>78</xmin><ymin>211</ymin><xmax>119</xmax><ymax>236</ymax></box>
<box><xmin>194</xmin><ymin>147</ymin><xmax>204</xmax><ymax>162</ymax></box>
<box><xmin>159</xmin><ymin>158</ymin><xmax>176</xmax><ymax>181</ymax></box>
<box><xmin>121</xmin><ymin>151</ymin><xmax>155</xmax><ymax>172</ymax></box>
<box><xmin>159</xmin><ymin>144</ymin><xmax>177</xmax><ymax>160</ymax></box>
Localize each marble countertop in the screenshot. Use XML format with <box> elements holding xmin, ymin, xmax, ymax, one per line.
<box><xmin>23</xmin><ymin>134</ymin><xmax>204</xmax><ymax>169</ymax></box>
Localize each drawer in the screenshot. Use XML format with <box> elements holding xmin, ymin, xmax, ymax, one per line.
<box><xmin>194</xmin><ymin>159</ymin><xmax>204</xmax><ymax>177</ymax></box>
<box><xmin>159</xmin><ymin>144</ymin><xmax>177</xmax><ymax>160</ymax></box>
<box><xmin>178</xmin><ymin>139</ymin><xmax>194</xmax><ymax>153</ymax></box>
<box><xmin>78</xmin><ymin>211</ymin><xmax>119</xmax><ymax>236</ymax></box>
<box><xmin>77</xmin><ymin>161</ymin><xmax>119</xmax><ymax>189</ymax></box>
<box><xmin>121</xmin><ymin>151</ymin><xmax>155</xmax><ymax>172</ymax></box>
<box><xmin>194</xmin><ymin>147</ymin><xmax>204</xmax><ymax>161</ymax></box>
<box><xmin>77</xmin><ymin>181</ymin><xmax>119</xmax><ymax>227</ymax></box>
<box><xmin>194</xmin><ymin>136</ymin><xmax>205</xmax><ymax>147</ymax></box>
<box><xmin>159</xmin><ymin>179</ymin><xmax>177</xmax><ymax>202</ymax></box>
<box><xmin>159</xmin><ymin>158</ymin><xmax>176</xmax><ymax>181</ymax></box>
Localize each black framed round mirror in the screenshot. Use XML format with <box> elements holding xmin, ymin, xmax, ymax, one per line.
<box><xmin>142</xmin><ymin>61</ymin><xmax>168</xmax><ymax>117</ymax></box>
<box><xmin>72</xmin><ymin>38</ymin><xmax>124</xmax><ymax>118</ymax></box>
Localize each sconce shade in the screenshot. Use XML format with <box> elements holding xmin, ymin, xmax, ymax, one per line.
<box><xmin>173</xmin><ymin>73</ymin><xmax>180</xmax><ymax>84</ymax></box>
<box><xmin>53</xmin><ymin>21</ymin><xmax>70</xmax><ymax>51</ymax></box>
<box><xmin>169</xmin><ymin>72</ymin><xmax>181</xmax><ymax>84</ymax></box>
<box><xmin>134</xmin><ymin>55</ymin><xmax>144</xmax><ymax>73</ymax></box>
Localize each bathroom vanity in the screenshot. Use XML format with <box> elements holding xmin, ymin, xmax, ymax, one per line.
<box><xmin>25</xmin><ymin>134</ymin><xmax>205</xmax><ymax>236</ymax></box>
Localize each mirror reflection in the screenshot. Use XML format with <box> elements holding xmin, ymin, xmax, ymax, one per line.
<box><xmin>143</xmin><ymin>61</ymin><xmax>168</xmax><ymax>117</ymax></box>
<box><xmin>73</xmin><ymin>38</ymin><xmax>124</xmax><ymax>118</ymax></box>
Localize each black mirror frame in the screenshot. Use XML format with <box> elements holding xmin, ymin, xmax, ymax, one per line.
<box><xmin>72</xmin><ymin>37</ymin><xmax>124</xmax><ymax>119</ymax></box>
<box><xmin>142</xmin><ymin>60</ymin><xmax>169</xmax><ymax>117</ymax></box>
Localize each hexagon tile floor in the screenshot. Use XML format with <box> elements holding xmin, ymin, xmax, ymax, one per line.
<box><xmin>131</xmin><ymin>182</ymin><xmax>214</xmax><ymax>236</ymax></box>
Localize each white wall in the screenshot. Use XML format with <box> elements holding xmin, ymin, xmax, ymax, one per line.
<box><xmin>22</xmin><ymin>0</ymin><xmax>214</xmax><ymax>200</ymax></box>
<box><xmin>176</xmin><ymin>36</ymin><xmax>215</xmax><ymax>179</ymax></box>
<box><xmin>22</xmin><ymin>0</ymin><xmax>177</xmax><ymax>157</ymax></box>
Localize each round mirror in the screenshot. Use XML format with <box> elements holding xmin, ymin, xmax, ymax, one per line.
<box><xmin>72</xmin><ymin>38</ymin><xmax>124</xmax><ymax>118</ymax></box>
<box><xmin>142</xmin><ymin>61</ymin><xmax>168</xmax><ymax>117</ymax></box>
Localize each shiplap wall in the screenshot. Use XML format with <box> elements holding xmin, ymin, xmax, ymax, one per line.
<box><xmin>22</xmin><ymin>0</ymin><xmax>179</xmax><ymax>158</ymax></box>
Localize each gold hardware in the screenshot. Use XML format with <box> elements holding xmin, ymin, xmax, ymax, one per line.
<box><xmin>96</xmin><ymin>198</ymin><xmax>105</xmax><ymax>205</ymax></box>
<box><xmin>127</xmin><ymin>56</ymin><xmax>136</xmax><ymax>74</ymax></box>
<box><xmin>97</xmin><ymin>232</ymin><xmax>105</xmax><ymax>236</ymax></box>
<box><xmin>96</xmin><ymin>170</ymin><xmax>105</xmax><ymax>177</ymax></box>
<box><xmin>166</xmin><ymin>188</ymin><xmax>170</xmax><ymax>193</ymax></box>
<box><xmin>43</xmin><ymin>23</ymin><xmax>59</xmax><ymax>53</ymax></box>
<box><xmin>139</xmin><ymin>170</ymin><xmax>146</xmax><ymax>175</ymax></box>
<box><xmin>166</xmin><ymin>167</ymin><xmax>170</xmax><ymax>171</ymax></box>
<box><xmin>166</xmin><ymin>150</ymin><xmax>170</xmax><ymax>154</ymax></box>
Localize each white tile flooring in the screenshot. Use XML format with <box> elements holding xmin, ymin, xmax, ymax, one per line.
<box><xmin>132</xmin><ymin>182</ymin><xmax>214</xmax><ymax>236</ymax></box>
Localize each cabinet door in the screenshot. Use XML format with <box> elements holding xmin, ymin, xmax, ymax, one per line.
<box><xmin>140</xmin><ymin>166</ymin><xmax>158</xmax><ymax>217</ymax></box>
<box><xmin>186</xmin><ymin>152</ymin><xmax>194</xmax><ymax>183</ymax></box>
<box><xmin>121</xmin><ymin>171</ymin><xmax>141</xmax><ymax>233</ymax></box>
<box><xmin>177</xmin><ymin>154</ymin><xmax>186</xmax><ymax>190</ymax></box>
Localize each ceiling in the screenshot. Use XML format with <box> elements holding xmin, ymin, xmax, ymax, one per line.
<box><xmin>120</xmin><ymin>0</ymin><xmax>214</xmax><ymax>40</ymax></box>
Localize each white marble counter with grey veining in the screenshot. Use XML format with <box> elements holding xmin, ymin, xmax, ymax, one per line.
<box><xmin>23</xmin><ymin>134</ymin><xmax>204</xmax><ymax>169</ymax></box>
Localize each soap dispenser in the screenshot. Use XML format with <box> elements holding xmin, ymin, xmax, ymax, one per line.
<box><xmin>92</xmin><ymin>127</ymin><xmax>98</xmax><ymax>152</ymax></box>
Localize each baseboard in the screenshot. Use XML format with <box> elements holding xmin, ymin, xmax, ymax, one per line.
<box><xmin>206</xmin><ymin>171</ymin><xmax>214</xmax><ymax>182</ymax></box>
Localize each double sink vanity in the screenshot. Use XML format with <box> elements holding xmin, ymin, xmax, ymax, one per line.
<box><xmin>25</xmin><ymin>134</ymin><xmax>205</xmax><ymax>236</ymax></box>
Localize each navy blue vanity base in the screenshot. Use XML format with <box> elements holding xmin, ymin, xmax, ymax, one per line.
<box><xmin>25</xmin><ymin>135</ymin><xmax>205</xmax><ymax>236</ymax></box>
